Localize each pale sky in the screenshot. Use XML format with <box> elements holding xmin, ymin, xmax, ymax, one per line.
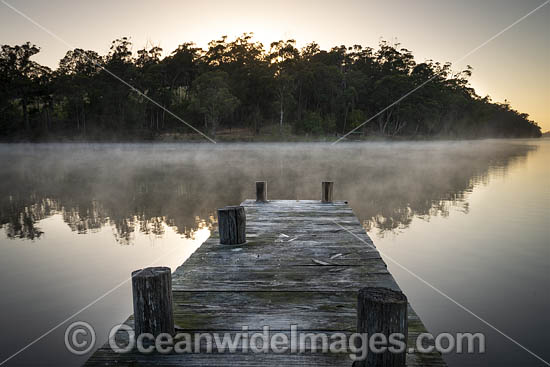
<box><xmin>1</xmin><ymin>0</ymin><xmax>549</xmax><ymax>130</ymax></box>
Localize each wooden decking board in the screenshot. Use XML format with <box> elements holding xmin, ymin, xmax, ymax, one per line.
<box><xmin>85</xmin><ymin>200</ymin><xmax>446</xmax><ymax>366</ymax></box>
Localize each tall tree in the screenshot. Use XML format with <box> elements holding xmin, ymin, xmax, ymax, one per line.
<box><xmin>190</xmin><ymin>71</ymin><xmax>239</xmax><ymax>135</ymax></box>
<box><xmin>269</xmin><ymin>40</ymin><xmax>299</xmax><ymax>133</ymax></box>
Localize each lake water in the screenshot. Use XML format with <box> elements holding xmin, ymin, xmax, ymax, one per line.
<box><xmin>0</xmin><ymin>140</ymin><xmax>548</xmax><ymax>366</ymax></box>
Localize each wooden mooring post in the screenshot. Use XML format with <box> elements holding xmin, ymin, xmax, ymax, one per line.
<box><xmin>322</xmin><ymin>181</ymin><xmax>334</xmax><ymax>202</ymax></box>
<box><xmin>218</xmin><ymin>205</ymin><xmax>246</xmax><ymax>244</ymax></box>
<box><xmin>256</xmin><ymin>181</ymin><xmax>267</xmax><ymax>202</ymax></box>
<box><xmin>356</xmin><ymin>287</ymin><xmax>408</xmax><ymax>367</ymax></box>
<box><xmin>131</xmin><ymin>266</ymin><xmax>175</xmax><ymax>337</ymax></box>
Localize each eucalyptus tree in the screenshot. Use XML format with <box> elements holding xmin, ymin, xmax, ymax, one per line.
<box><xmin>191</xmin><ymin>71</ymin><xmax>239</xmax><ymax>135</ymax></box>
<box><xmin>0</xmin><ymin>42</ymin><xmax>43</xmax><ymax>132</ymax></box>
<box><xmin>57</xmin><ymin>48</ymin><xmax>103</xmax><ymax>133</ymax></box>
<box><xmin>269</xmin><ymin>39</ymin><xmax>299</xmax><ymax>133</ymax></box>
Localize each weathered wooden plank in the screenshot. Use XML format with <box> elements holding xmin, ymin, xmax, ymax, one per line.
<box><xmin>172</xmin><ymin>266</ymin><xmax>395</xmax><ymax>291</ymax></box>
<box><xmin>86</xmin><ymin>348</ymin><xmax>355</xmax><ymax>366</ymax></box>
<box><xmin>184</xmin><ymin>235</ymin><xmax>379</xmax><ymax>267</ymax></box>
<box><xmin>172</xmin><ymin>291</ymin><xmax>356</xmax><ymax>331</ymax></box>
<box><xmin>86</xmin><ymin>305</ymin><xmax>444</xmax><ymax>367</ymax></box>
<box><xmin>86</xmin><ymin>351</ymin><xmax>445</xmax><ymax>367</ymax></box>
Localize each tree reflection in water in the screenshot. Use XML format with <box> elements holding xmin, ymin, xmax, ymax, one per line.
<box><xmin>0</xmin><ymin>141</ymin><xmax>535</xmax><ymax>244</ymax></box>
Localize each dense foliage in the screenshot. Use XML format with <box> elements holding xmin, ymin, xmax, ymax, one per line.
<box><xmin>0</xmin><ymin>35</ymin><xmax>542</xmax><ymax>140</ymax></box>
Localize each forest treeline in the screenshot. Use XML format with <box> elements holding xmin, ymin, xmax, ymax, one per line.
<box><xmin>0</xmin><ymin>34</ymin><xmax>542</xmax><ymax>140</ymax></box>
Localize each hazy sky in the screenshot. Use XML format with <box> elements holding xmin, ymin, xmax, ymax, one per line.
<box><xmin>1</xmin><ymin>0</ymin><xmax>549</xmax><ymax>130</ymax></box>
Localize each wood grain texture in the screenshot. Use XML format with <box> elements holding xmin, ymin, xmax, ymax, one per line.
<box><xmin>131</xmin><ymin>267</ymin><xmax>175</xmax><ymax>337</ymax></box>
<box><xmin>86</xmin><ymin>200</ymin><xmax>446</xmax><ymax>366</ymax></box>
<box><xmin>356</xmin><ymin>287</ymin><xmax>408</xmax><ymax>367</ymax></box>
<box><xmin>256</xmin><ymin>181</ymin><xmax>267</xmax><ymax>202</ymax></box>
<box><xmin>218</xmin><ymin>206</ymin><xmax>246</xmax><ymax>245</ymax></box>
<box><xmin>322</xmin><ymin>181</ymin><xmax>334</xmax><ymax>202</ymax></box>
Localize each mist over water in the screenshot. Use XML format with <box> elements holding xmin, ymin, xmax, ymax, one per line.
<box><xmin>0</xmin><ymin>140</ymin><xmax>548</xmax><ymax>366</ymax></box>
<box><xmin>0</xmin><ymin>141</ymin><xmax>535</xmax><ymax>242</ymax></box>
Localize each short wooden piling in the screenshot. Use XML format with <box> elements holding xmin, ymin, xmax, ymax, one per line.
<box><xmin>356</xmin><ymin>287</ymin><xmax>408</xmax><ymax>367</ymax></box>
<box><xmin>131</xmin><ymin>267</ymin><xmax>175</xmax><ymax>337</ymax></box>
<box><xmin>322</xmin><ymin>181</ymin><xmax>334</xmax><ymax>203</ymax></box>
<box><xmin>218</xmin><ymin>206</ymin><xmax>246</xmax><ymax>244</ymax></box>
<box><xmin>256</xmin><ymin>181</ymin><xmax>267</xmax><ymax>202</ymax></box>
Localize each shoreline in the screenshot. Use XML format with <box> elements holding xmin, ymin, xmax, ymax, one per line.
<box><xmin>0</xmin><ymin>134</ymin><xmax>544</xmax><ymax>144</ymax></box>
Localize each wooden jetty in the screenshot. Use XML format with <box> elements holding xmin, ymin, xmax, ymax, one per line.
<box><xmin>86</xmin><ymin>184</ymin><xmax>446</xmax><ymax>366</ymax></box>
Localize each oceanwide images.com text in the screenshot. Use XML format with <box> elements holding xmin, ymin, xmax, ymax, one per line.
<box><xmin>65</xmin><ymin>321</ymin><xmax>486</xmax><ymax>359</ymax></box>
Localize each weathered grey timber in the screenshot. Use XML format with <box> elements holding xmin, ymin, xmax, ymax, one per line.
<box><xmin>131</xmin><ymin>267</ymin><xmax>175</xmax><ymax>337</ymax></box>
<box><xmin>356</xmin><ymin>287</ymin><xmax>408</xmax><ymax>367</ymax></box>
<box><xmin>218</xmin><ymin>205</ymin><xmax>246</xmax><ymax>244</ymax></box>
<box><xmin>86</xmin><ymin>200</ymin><xmax>446</xmax><ymax>366</ymax></box>
<box><xmin>322</xmin><ymin>181</ymin><xmax>334</xmax><ymax>202</ymax></box>
<box><xmin>256</xmin><ymin>181</ymin><xmax>267</xmax><ymax>202</ymax></box>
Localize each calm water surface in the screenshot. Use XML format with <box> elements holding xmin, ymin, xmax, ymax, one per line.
<box><xmin>0</xmin><ymin>140</ymin><xmax>548</xmax><ymax>366</ymax></box>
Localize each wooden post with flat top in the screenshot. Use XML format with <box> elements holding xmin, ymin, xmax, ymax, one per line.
<box><xmin>356</xmin><ymin>287</ymin><xmax>408</xmax><ymax>367</ymax></box>
<box><xmin>218</xmin><ymin>206</ymin><xmax>246</xmax><ymax>245</ymax></box>
<box><xmin>131</xmin><ymin>266</ymin><xmax>175</xmax><ymax>337</ymax></box>
<box><xmin>322</xmin><ymin>181</ymin><xmax>334</xmax><ymax>203</ymax></box>
<box><xmin>256</xmin><ymin>181</ymin><xmax>267</xmax><ymax>202</ymax></box>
